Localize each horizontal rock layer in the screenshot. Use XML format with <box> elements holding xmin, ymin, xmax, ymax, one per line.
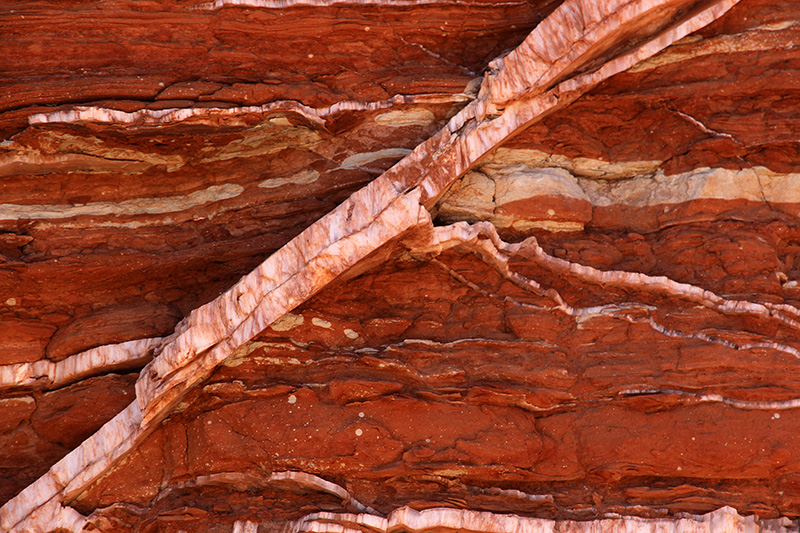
<box><xmin>2</xmin><ymin>0</ymin><xmax>799</xmax><ymax>531</ymax></box>
<box><xmin>73</xmin><ymin>228</ymin><xmax>800</xmax><ymax>521</ymax></box>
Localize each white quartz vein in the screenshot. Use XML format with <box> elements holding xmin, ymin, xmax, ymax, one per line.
<box><xmin>0</xmin><ymin>1</ymin><xmax>743</xmax><ymax>530</ymax></box>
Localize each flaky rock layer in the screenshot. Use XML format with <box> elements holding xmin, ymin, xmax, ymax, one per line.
<box><xmin>3</xmin><ymin>0</ymin><xmax>799</xmax><ymax>531</ymax></box>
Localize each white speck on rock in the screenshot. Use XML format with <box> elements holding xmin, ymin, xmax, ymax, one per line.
<box><xmin>344</xmin><ymin>328</ymin><xmax>359</xmax><ymax>339</ymax></box>
<box><xmin>5</xmin><ymin>298</ymin><xmax>16</xmax><ymax>306</ymax></box>
<box><xmin>288</xmin><ymin>394</ymin><xmax>297</xmax><ymax>404</ymax></box>
<box><xmin>312</xmin><ymin>317</ymin><xmax>332</xmax><ymax>329</ymax></box>
<box><xmin>355</xmin><ymin>428</ymin><xmax>363</xmax><ymax>436</ymax></box>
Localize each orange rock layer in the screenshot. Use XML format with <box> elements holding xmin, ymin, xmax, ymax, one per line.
<box><xmin>2</xmin><ymin>0</ymin><xmax>800</xmax><ymax>531</ymax></box>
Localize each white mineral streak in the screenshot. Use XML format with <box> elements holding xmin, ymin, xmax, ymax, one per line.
<box><xmin>268</xmin><ymin>471</ymin><xmax>378</xmax><ymax>513</ymax></box>
<box><xmin>621</xmin><ymin>388</ymin><xmax>800</xmax><ymax>411</ymax></box>
<box><xmin>423</xmin><ymin>93</ymin><xmax>560</xmax><ymax>204</ymax></box>
<box><xmin>433</xmin><ymin>252</ymin><xmax>800</xmax><ymax>362</ymax></box>
<box><xmin>437</xmin><ymin>166</ymin><xmax>590</xmax><ymax>231</ymax></box>
<box><xmin>482</xmin><ymin>0</ymin><xmax>631</xmax><ymax>107</ymax></box>
<box><xmin>629</xmin><ymin>21</ymin><xmax>800</xmax><ymax>73</ymax></box>
<box><xmin>422</xmin><ymin>220</ymin><xmax>800</xmax><ymax>334</ymax></box>
<box><xmin>573</xmin><ymin>0</ymin><xmax>742</xmax><ymax>96</ymax></box>
<box><xmin>619</xmin><ymin>314</ymin><xmax>800</xmax><ymax>359</ymax></box>
<box><xmin>429</xmin><ymin>0</ymin><xmax>740</xmax><ymax>204</ymax></box>
<box><xmin>0</xmin><ymin>152</ymin><xmax>154</xmax><ymax>177</ymax></box>
<box><xmin>199</xmin><ymin>0</ymin><xmax>530</xmax><ymax>9</ymax></box>
<box><xmin>2</xmin><ymin>401</ymin><xmax>144</xmax><ymax>532</ymax></box>
<box><xmin>374</xmin><ymin>109</ymin><xmax>436</xmax><ymax>127</ymax></box>
<box><xmin>148</xmin><ymin>470</ymin><xmax>376</xmax><ymax>515</ymax></box>
<box><xmin>28</xmin><ymin>95</ymin><xmax>463</xmax><ymax>128</ymax></box>
<box><xmin>523</xmin><ymin>238</ymin><xmax>800</xmax><ymax>329</ymax></box>
<box><xmin>135</xmin><ymin>186</ymin><xmax>427</xmax><ymax>423</ymax></box>
<box><xmin>434</xmin><ymin>219</ymin><xmax>800</xmax><ymax>364</ymax></box>
<box><xmin>339</xmin><ymin>148</ymin><xmax>413</xmax><ymax>168</ymax></box>
<box><xmin>260</xmin><ymin>169</ymin><xmax>320</xmax><ymax>189</ymax></box>
<box><xmin>486</xmin><ymin>148</ymin><xmax>662</xmax><ymax>180</ymax></box>
<box><xmin>481</xmin><ymin>487</ymin><xmax>553</xmax><ymax>502</ymax></box>
<box><xmin>0</xmin><ymin>1</ymin><xmax>741</xmax><ymax>530</ymax></box>
<box><xmin>233</xmin><ymin>521</ymin><xmax>259</xmax><ymax>533</ymax></box>
<box><xmin>12</xmin><ymin>501</ymin><xmax>87</xmax><ymax>533</ymax></box>
<box><xmin>441</xmin><ymin>155</ymin><xmax>800</xmax><ymax>229</ymax></box>
<box><xmin>269</xmin><ymin>472</ymin><xmax>349</xmax><ymax>501</ymax></box>
<box><xmin>481</xmin><ymin>0</ymin><xmax>738</xmax><ymax>109</ymax></box>
<box><xmin>0</xmin><ymin>337</ymin><xmax>162</xmax><ymax>391</ymax></box>
<box><xmin>699</xmin><ymin>394</ymin><xmax>800</xmax><ymax>411</ymax></box>
<box><xmin>580</xmin><ymin>166</ymin><xmax>800</xmax><ymax>206</ymax></box>
<box><xmin>287</xmin><ymin>506</ymin><xmax>791</xmax><ymax>533</ymax></box>
<box><xmin>0</xmin><ymin>184</ymin><xmax>243</xmax><ymax>221</ymax></box>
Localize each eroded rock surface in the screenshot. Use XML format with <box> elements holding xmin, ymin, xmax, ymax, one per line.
<box><xmin>2</xmin><ymin>0</ymin><xmax>800</xmax><ymax>531</ymax></box>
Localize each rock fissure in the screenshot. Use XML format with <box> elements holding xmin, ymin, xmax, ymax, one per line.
<box><xmin>671</xmin><ymin>109</ymin><xmax>742</xmax><ymax>144</ymax></box>
<box><xmin>26</xmin><ymin>94</ymin><xmax>468</xmax><ymax>130</ymax></box>
<box><xmin>433</xmin><ymin>253</ymin><xmax>800</xmax><ymax>360</ymax></box>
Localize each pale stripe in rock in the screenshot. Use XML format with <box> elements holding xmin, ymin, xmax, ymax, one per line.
<box><xmin>232</xmin><ymin>521</ymin><xmax>258</xmax><ymax>533</ymax></box>
<box><xmin>580</xmin><ymin>166</ymin><xmax>800</xmax><ymax>207</ymax></box>
<box><xmin>339</xmin><ymin>148</ymin><xmax>413</xmax><ymax>168</ymax></box>
<box><xmin>28</xmin><ymin>95</ymin><xmax>467</xmax><ymax>128</ymax></box>
<box><xmin>0</xmin><ymin>337</ymin><xmax>163</xmax><ymax>391</ymax></box>
<box><xmin>287</xmin><ymin>505</ymin><xmax>792</xmax><ymax>533</ymax></box>
<box><xmin>0</xmin><ymin>1</ymin><xmax>745</xmax><ymax>530</ymax></box>
<box><xmin>629</xmin><ymin>20</ymin><xmax>800</xmax><ymax>73</ymax></box>
<box><xmin>199</xmin><ymin>0</ymin><xmax>530</xmax><ymax>9</ymax></box>
<box><xmin>374</xmin><ymin>109</ymin><xmax>436</xmax><ymax>127</ymax></box>
<box><xmin>0</xmin><ymin>184</ymin><xmax>243</xmax><ymax>221</ymax></box>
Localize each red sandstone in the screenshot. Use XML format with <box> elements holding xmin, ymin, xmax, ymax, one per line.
<box><xmin>2</xmin><ymin>0</ymin><xmax>800</xmax><ymax>531</ymax></box>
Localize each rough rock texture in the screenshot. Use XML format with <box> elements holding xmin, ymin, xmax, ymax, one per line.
<box><xmin>2</xmin><ymin>0</ymin><xmax>800</xmax><ymax>531</ymax></box>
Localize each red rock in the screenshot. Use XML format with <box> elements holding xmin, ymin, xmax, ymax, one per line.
<box><xmin>0</xmin><ymin>320</ymin><xmax>56</xmax><ymax>365</ymax></box>
<box><xmin>3</xmin><ymin>0</ymin><xmax>800</xmax><ymax>531</ymax></box>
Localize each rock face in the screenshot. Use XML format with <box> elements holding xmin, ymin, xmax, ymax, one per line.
<box><xmin>1</xmin><ymin>0</ymin><xmax>800</xmax><ymax>531</ymax></box>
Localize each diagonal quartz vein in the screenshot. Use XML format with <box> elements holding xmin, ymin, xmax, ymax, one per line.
<box><xmin>0</xmin><ymin>1</ymin><xmax>746</xmax><ymax>530</ymax></box>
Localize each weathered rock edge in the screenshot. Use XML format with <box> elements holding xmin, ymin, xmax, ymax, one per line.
<box><xmin>0</xmin><ymin>0</ymin><xmax>742</xmax><ymax>531</ymax></box>
<box><xmin>87</xmin><ymin>471</ymin><xmax>795</xmax><ymax>531</ymax></box>
<box><xmin>27</xmin><ymin>94</ymin><xmax>466</xmax><ymax>129</ymax></box>
<box><xmin>285</xmin><ymin>505</ymin><xmax>793</xmax><ymax>533</ymax></box>
<box><xmin>0</xmin><ymin>338</ymin><xmax>162</xmax><ymax>392</ymax></box>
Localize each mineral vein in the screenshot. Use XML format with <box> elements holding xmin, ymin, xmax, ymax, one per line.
<box><xmin>0</xmin><ymin>1</ymin><xmax>743</xmax><ymax>530</ymax></box>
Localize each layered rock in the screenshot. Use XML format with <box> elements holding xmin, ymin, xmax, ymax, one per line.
<box><xmin>2</xmin><ymin>0</ymin><xmax>800</xmax><ymax>531</ymax></box>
